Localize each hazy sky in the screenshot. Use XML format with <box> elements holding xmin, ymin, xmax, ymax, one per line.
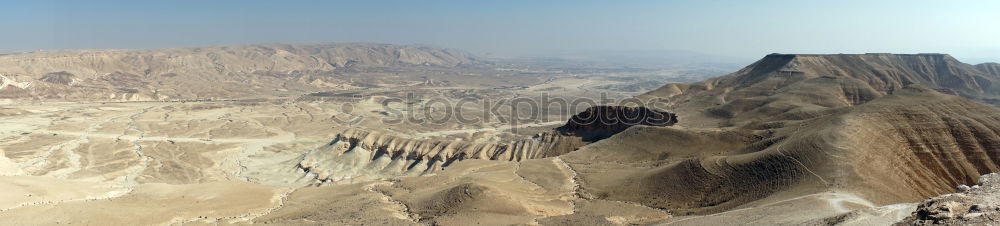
<box><xmin>2</xmin><ymin>0</ymin><xmax>998</xmax><ymax>62</ymax></box>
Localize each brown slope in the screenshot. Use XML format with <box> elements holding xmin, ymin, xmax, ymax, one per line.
<box><xmin>555</xmin><ymin>105</ymin><xmax>677</xmax><ymax>142</ymax></box>
<box><xmin>564</xmin><ymin>86</ymin><xmax>1000</xmax><ymax>216</ymax></box>
<box><xmin>895</xmin><ymin>173</ymin><xmax>1000</xmax><ymax>225</ymax></box>
<box><xmin>642</xmin><ymin>53</ymin><xmax>1000</xmax><ymax>127</ymax></box>
<box><xmin>834</xmin><ymin>86</ymin><xmax>1000</xmax><ymax>204</ymax></box>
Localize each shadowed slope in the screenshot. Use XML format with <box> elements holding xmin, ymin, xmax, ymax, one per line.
<box><xmin>292</xmin><ymin>105</ymin><xmax>678</xmax><ymax>184</ymax></box>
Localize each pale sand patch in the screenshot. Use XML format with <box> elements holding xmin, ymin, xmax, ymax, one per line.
<box><xmin>0</xmin><ymin>175</ymin><xmax>127</xmax><ymax>210</ymax></box>
<box><xmin>0</xmin><ymin>155</ymin><xmax>22</xmax><ymax>175</ymax></box>
<box><xmin>0</xmin><ymin>181</ymin><xmax>284</xmax><ymax>225</ymax></box>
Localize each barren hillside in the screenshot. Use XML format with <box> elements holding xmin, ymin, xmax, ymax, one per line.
<box><xmin>642</xmin><ymin>53</ymin><xmax>1000</xmax><ymax>127</ymax></box>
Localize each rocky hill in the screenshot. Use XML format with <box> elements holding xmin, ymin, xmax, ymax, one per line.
<box><xmin>589</xmin><ymin>54</ymin><xmax>1000</xmax><ymax>224</ymax></box>
<box><xmin>896</xmin><ymin>173</ymin><xmax>1000</xmax><ymax>225</ymax></box>
<box><xmin>0</xmin><ymin>43</ymin><xmax>477</xmax><ymax>101</ymax></box>
<box><xmin>557</xmin><ymin>87</ymin><xmax>997</xmax><ymax>226</ymax></box>
<box><xmin>642</xmin><ymin>53</ymin><xmax>1000</xmax><ymax>127</ymax></box>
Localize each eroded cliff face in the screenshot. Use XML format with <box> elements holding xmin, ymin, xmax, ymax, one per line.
<box><xmin>837</xmin><ymin>87</ymin><xmax>1000</xmax><ymax>204</ymax></box>
<box><xmin>293</xmin><ymin>106</ymin><xmax>680</xmax><ymax>184</ymax></box>
<box><xmin>295</xmin><ymin>129</ymin><xmax>582</xmax><ymax>184</ymax></box>
<box><xmin>556</xmin><ymin>106</ymin><xmax>677</xmax><ymax>141</ymax></box>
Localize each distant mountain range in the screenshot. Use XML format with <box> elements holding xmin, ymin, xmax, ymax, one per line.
<box><xmin>0</xmin><ymin>43</ymin><xmax>478</xmax><ymax>101</ymax></box>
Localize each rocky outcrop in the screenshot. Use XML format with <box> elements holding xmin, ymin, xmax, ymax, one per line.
<box><xmin>38</xmin><ymin>72</ymin><xmax>75</xmax><ymax>85</ymax></box>
<box><xmin>896</xmin><ymin>173</ymin><xmax>1000</xmax><ymax>225</ymax></box>
<box><xmin>0</xmin><ymin>74</ymin><xmax>33</xmax><ymax>98</ymax></box>
<box><xmin>296</xmin><ymin>129</ymin><xmax>581</xmax><ymax>183</ymax></box>
<box><xmin>298</xmin><ymin>105</ymin><xmax>679</xmax><ymax>184</ymax></box>
<box><xmin>556</xmin><ymin>106</ymin><xmax>677</xmax><ymax>141</ymax></box>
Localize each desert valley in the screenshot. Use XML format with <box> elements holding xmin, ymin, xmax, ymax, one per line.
<box><xmin>0</xmin><ymin>42</ymin><xmax>998</xmax><ymax>225</ymax></box>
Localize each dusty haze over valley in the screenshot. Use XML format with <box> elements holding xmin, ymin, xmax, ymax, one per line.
<box><xmin>2</xmin><ymin>1</ymin><xmax>1000</xmax><ymax>226</ymax></box>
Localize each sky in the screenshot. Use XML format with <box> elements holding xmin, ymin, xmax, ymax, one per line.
<box><xmin>1</xmin><ymin>0</ymin><xmax>998</xmax><ymax>62</ymax></box>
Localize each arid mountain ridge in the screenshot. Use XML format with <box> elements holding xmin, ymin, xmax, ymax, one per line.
<box><xmin>0</xmin><ymin>43</ymin><xmax>475</xmax><ymax>74</ymax></box>
<box><xmin>0</xmin><ymin>43</ymin><xmax>478</xmax><ymax>101</ymax></box>
<box><xmin>643</xmin><ymin>53</ymin><xmax>1000</xmax><ymax>127</ymax></box>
